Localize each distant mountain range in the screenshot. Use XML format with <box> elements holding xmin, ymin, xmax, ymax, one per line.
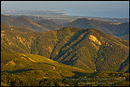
<box><xmin>65</xmin><ymin>18</ymin><xmax>129</xmax><ymax>40</ymax></box>
<box><xmin>1</xmin><ymin>15</ymin><xmax>63</xmax><ymax>32</ymax></box>
<box><xmin>1</xmin><ymin>16</ymin><xmax>129</xmax><ymax>86</ymax></box>
<box><xmin>1</xmin><ymin>15</ymin><xmax>129</xmax><ymax>40</ymax></box>
<box><xmin>1</xmin><ymin>15</ymin><xmax>49</xmax><ymax>32</ymax></box>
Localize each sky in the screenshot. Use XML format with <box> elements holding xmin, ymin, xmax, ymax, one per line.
<box><xmin>1</xmin><ymin>1</ymin><xmax>129</xmax><ymax>18</ymax></box>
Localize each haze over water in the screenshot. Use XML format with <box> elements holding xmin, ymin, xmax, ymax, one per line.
<box><xmin>1</xmin><ymin>1</ymin><xmax>129</xmax><ymax>18</ymax></box>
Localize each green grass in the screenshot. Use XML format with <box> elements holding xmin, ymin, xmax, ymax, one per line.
<box><xmin>1</xmin><ymin>51</ymin><xmax>92</xmax><ymax>86</ymax></box>
<box><xmin>1</xmin><ymin>52</ymin><xmax>88</xmax><ymax>76</ymax></box>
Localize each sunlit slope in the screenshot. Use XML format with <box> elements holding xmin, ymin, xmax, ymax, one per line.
<box><xmin>65</xmin><ymin>18</ymin><xmax>129</xmax><ymax>40</ymax></box>
<box><xmin>1</xmin><ymin>25</ymin><xmax>129</xmax><ymax>73</ymax></box>
<box><xmin>1</xmin><ymin>52</ymin><xmax>89</xmax><ymax>79</ymax></box>
<box><xmin>50</xmin><ymin>28</ymin><xmax>129</xmax><ymax>72</ymax></box>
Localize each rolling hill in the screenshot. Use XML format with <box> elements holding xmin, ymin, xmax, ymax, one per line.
<box><xmin>34</xmin><ymin>19</ymin><xmax>63</xmax><ymax>30</ymax></box>
<box><xmin>65</xmin><ymin>18</ymin><xmax>129</xmax><ymax>40</ymax></box>
<box><xmin>1</xmin><ymin>52</ymin><xmax>88</xmax><ymax>86</ymax></box>
<box><xmin>1</xmin><ymin>52</ymin><xmax>88</xmax><ymax>77</ymax></box>
<box><xmin>1</xmin><ymin>25</ymin><xmax>129</xmax><ymax>73</ymax></box>
<box><xmin>2</xmin><ymin>15</ymin><xmax>129</xmax><ymax>40</ymax></box>
<box><xmin>1</xmin><ymin>24</ymin><xmax>129</xmax><ymax>86</ymax></box>
<box><xmin>1</xmin><ymin>15</ymin><xmax>49</xmax><ymax>32</ymax></box>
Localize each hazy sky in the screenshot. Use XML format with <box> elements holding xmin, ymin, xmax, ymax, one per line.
<box><xmin>1</xmin><ymin>1</ymin><xmax>129</xmax><ymax>18</ymax></box>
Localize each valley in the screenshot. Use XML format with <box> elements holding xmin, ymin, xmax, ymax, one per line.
<box><xmin>1</xmin><ymin>8</ymin><xmax>129</xmax><ymax>86</ymax></box>
<box><xmin>1</xmin><ymin>22</ymin><xmax>129</xmax><ymax>86</ymax></box>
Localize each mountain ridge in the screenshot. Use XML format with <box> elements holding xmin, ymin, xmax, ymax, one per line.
<box><xmin>1</xmin><ymin>15</ymin><xmax>50</xmax><ymax>32</ymax></box>
<box><xmin>1</xmin><ymin>15</ymin><xmax>129</xmax><ymax>40</ymax></box>
<box><xmin>65</xmin><ymin>18</ymin><xmax>129</xmax><ymax>40</ymax></box>
<box><xmin>1</xmin><ymin>25</ymin><xmax>129</xmax><ymax>73</ymax></box>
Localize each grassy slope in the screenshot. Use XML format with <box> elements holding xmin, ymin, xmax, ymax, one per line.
<box><xmin>1</xmin><ymin>25</ymin><xmax>129</xmax><ymax>73</ymax></box>
<box><xmin>65</xmin><ymin>18</ymin><xmax>129</xmax><ymax>40</ymax></box>
<box><xmin>1</xmin><ymin>25</ymin><xmax>129</xmax><ymax>86</ymax></box>
<box><xmin>1</xmin><ymin>52</ymin><xmax>89</xmax><ymax>77</ymax></box>
<box><xmin>1</xmin><ymin>52</ymin><xmax>89</xmax><ymax>86</ymax></box>
<box><xmin>50</xmin><ymin>28</ymin><xmax>129</xmax><ymax>72</ymax></box>
<box><xmin>1</xmin><ymin>15</ymin><xmax>49</xmax><ymax>32</ymax></box>
<box><xmin>1</xmin><ymin>51</ymin><xmax>89</xmax><ymax>86</ymax></box>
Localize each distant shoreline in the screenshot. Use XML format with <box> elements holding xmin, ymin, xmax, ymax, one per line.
<box><xmin>1</xmin><ymin>10</ymin><xmax>129</xmax><ymax>19</ymax></box>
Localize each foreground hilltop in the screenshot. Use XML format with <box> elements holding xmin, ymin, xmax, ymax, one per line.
<box><xmin>1</xmin><ymin>24</ymin><xmax>129</xmax><ymax>86</ymax></box>
<box><xmin>1</xmin><ymin>25</ymin><xmax>129</xmax><ymax>73</ymax></box>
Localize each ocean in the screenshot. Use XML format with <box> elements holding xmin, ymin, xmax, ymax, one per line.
<box><xmin>1</xmin><ymin>1</ymin><xmax>129</xmax><ymax>18</ymax></box>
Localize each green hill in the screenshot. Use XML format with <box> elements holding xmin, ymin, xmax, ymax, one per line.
<box><xmin>1</xmin><ymin>15</ymin><xmax>49</xmax><ymax>32</ymax></box>
<box><xmin>1</xmin><ymin>25</ymin><xmax>129</xmax><ymax>73</ymax></box>
<box><xmin>2</xmin><ymin>15</ymin><xmax>129</xmax><ymax>40</ymax></box>
<box><xmin>35</xmin><ymin>19</ymin><xmax>63</xmax><ymax>30</ymax></box>
<box><xmin>65</xmin><ymin>18</ymin><xmax>129</xmax><ymax>40</ymax></box>
<box><xmin>50</xmin><ymin>28</ymin><xmax>129</xmax><ymax>72</ymax></box>
<box><xmin>1</xmin><ymin>23</ymin><xmax>34</xmax><ymax>32</ymax></box>
<box><xmin>1</xmin><ymin>15</ymin><xmax>63</xmax><ymax>32</ymax></box>
<box><xmin>1</xmin><ymin>52</ymin><xmax>88</xmax><ymax>76</ymax></box>
<box><xmin>1</xmin><ymin>52</ymin><xmax>89</xmax><ymax>86</ymax></box>
<box><xmin>1</xmin><ymin>24</ymin><xmax>129</xmax><ymax>86</ymax></box>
